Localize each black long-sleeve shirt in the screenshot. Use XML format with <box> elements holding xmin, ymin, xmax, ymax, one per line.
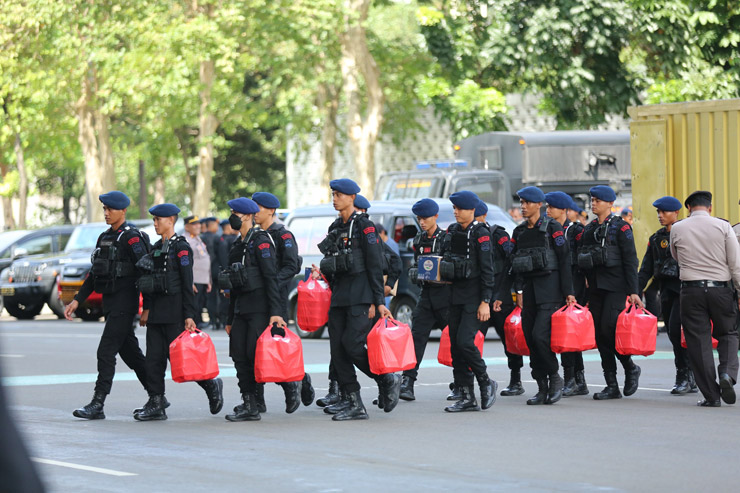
<box><xmin>383</xmin><ymin>241</ymin><xmax>402</xmax><ymax>289</ymax></box>
<box><xmin>143</xmin><ymin>235</ymin><xmax>197</xmax><ymax>323</ymax></box>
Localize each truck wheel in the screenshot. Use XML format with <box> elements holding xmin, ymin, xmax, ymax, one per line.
<box><xmin>390</xmin><ymin>296</ymin><xmax>415</xmax><ymax>329</ymax></box>
<box><xmin>291</xmin><ymin>298</ymin><xmax>325</xmax><ymax>339</ymax></box>
<box><xmin>48</xmin><ymin>280</ymin><xmax>66</xmax><ymax>319</ymax></box>
<box><xmin>75</xmin><ymin>306</ymin><xmax>103</xmax><ymax>322</ymax></box>
<box><xmin>4</xmin><ymin>301</ymin><xmax>43</xmax><ymax>320</ymax></box>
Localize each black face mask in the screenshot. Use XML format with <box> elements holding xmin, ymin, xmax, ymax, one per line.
<box><xmin>229</xmin><ymin>213</ymin><xmax>243</xmax><ymax>231</ymax></box>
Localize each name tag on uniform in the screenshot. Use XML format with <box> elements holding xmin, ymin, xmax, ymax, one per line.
<box><xmin>418</xmin><ymin>255</ymin><xmax>448</xmax><ymax>284</ymax></box>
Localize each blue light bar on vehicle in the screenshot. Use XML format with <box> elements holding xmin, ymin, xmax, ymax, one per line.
<box><xmin>436</xmin><ymin>161</ymin><xmax>450</xmax><ymax>168</ymax></box>
<box><xmin>416</xmin><ymin>163</ymin><xmax>431</xmax><ymax>169</ymax></box>
<box><xmin>453</xmin><ymin>160</ymin><xmax>468</xmax><ymax>167</ymax></box>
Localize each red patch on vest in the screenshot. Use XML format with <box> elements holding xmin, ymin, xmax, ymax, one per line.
<box><xmin>575</xmin><ymin>232</ymin><xmax>583</xmax><ymax>241</ymax></box>
<box><xmin>552</xmin><ymin>231</ymin><xmax>564</xmax><ymax>238</ymax></box>
<box><xmin>128</xmin><ymin>237</ymin><xmax>140</xmax><ymax>245</ymax></box>
<box><xmin>498</xmin><ymin>237</ymin><xmax>508</xmax><ymax>245</ymax></box>
<box><xmin>281</xmin><ymin>233</ymin><xmax>291</xmax><ymax>240</ymax></box>
<box><xmin>177</xmin><ymin>250</ymin><xmax>188</xmax><ymax>258</ymax></box>
<box><xmin>621</xmin><ymin>224</ymin><xmax>631</xmax><ymax>232</ymax></box>
<box><xmin>478</xmin><ymin>236</ymin><xmax>490</xmax><ymax>243</ymax></box>
<box><xmin>258</xmin><ymin>243</ymin><xmax>270</xmax><ymax>250</ymax></box>
<box><xmin>363</xmin><ymin>226</ymin><xmax>375</xmax><ymax>234</ymax></box>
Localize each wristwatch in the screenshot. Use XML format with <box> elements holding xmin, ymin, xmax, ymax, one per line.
<box><xmin>482</xmin><ymin>298</ymin><xmax>491</xmax><ymax>304</ymax></box>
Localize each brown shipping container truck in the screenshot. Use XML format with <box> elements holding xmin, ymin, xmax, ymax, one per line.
<box><xmin>628</xmin><ymin>99</ymin><xmax>740</xmax><ymax>260</ymax></box>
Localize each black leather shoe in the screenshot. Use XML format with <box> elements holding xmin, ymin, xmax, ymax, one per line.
<box><xmin>671</xmin><ymin>369</ymin><xmax>690</xmax><ymax>395</ymax></box>
<box><xmin>527</xmin><ymin>379</ymin><xmax>548</xmax><ymax>405</ymax></box>
<box><xmin>623</xmin><ymin>364</ymin><xmax>641</xmax><ymax>397</ymax></box>
<box><xmin>316</xmin><ymin>380</ymin><xmax>340</xmax><ymax>407</ymax></box>
<box><xmin>332</xmin><ymin>391</ymin><xmax>369</xmax><ymax>421</ymax></box>
<box><xmin>133</xmin><ymin>395</ymin><xmax>167</xmax><ymax>421</ymax></box>
<box><xmin>324</xmin><ymin>391</ymin><xmax>350</xmax><ymax>415</ymax></box>
<box><xmin>73</xmin><ymin>392</ymin><xmax>106</xmax><ymax>420</ymax></box>
<box><xmin>134</xmin><ymin>396</ymin><xmax>170</xmax><ymax>415</ymax></box>
<box><xmin>255</xmin><ymin>383</ymin><xmax>267</xmax><ymax>413</ymax></box>
<box><xmin>593</xmin><ymin>371</ymin><xmax>622</xmax><ymax>400</ymax></box>
<box><xmin>379</xmin><ymin>373</ymin><xmax>401</xmax><ymax>413</ymax></box>
<box><xmin>719</xmin><ymin>373</ymin><xmax>736</xmax><ymax>405</ymax></box>
<box><xmin>697</xmin><ymin>399</ymin><xmax>721</xmax><ymax>407</ymax></box>
<box><xmin>282</xmin><ymin>381</ymin><xmax>302</xmax><ymax>414</ymax></box>
<box><xmin>205</xmin><ymin>378</ymin><xmax>224</xmax><ymax>414</ymax></box>
<box><xmin>399</xmin><ymin>375</ymin><xmax>415</xmax><ymax>401</ymax></box>
<box><xmin>545</xmin><ymin>373</ymin><xmax>564</xmax><ymax>405</ymax></box>
<box><xmin>446</xmin><ymin>383</ymin><xmax>463</xmax><ymax>401</ymax></box>
<box><xmin>478</xmin><ymin>376</ymin><xmax>497</xmax><ymax>410</ymax></box>
<box><xmin>301</xmin><ymin>373</ymin><xmax>315</xmax><ymax>406</ymax></box>
<box><xmin>226</xmin><ymin>393</ymin><xmax>261</xmax><ymax>421</ymax></box>
<box><xmin>573</xmin><ymin>370</ymin><xmax>589</xmax><ymax>396</ymax></box>
<box><xmin>444</xmin><ymin>386</ymin><xmax>479</xmax><ymax>412</ymax></box>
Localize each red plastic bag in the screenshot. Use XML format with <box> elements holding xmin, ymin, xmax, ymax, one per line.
<box><xmin>437</xmin><ymin>326</ymin><xmax>485</xmax><ymax>367</ymax></box>
<box><xmin>680</xmin><ymin>323</ymin><xmax>718</xmax><ymax>349</ymax></box>
<box><xmin>255</xmin><ymin>325</ymin><xmax>305</xmax><ymax>383</ymax></box>
<box><xmin>367</xmin><ymin>317</ymin><xmax>417</xmax><ymax>374</ymax></box>
<box><xmin>169</xmin><ymin>329</ymin><xmax>219</xmax><ymax>383</ymax></box>
<box><xmin>296</xmin><ymin>275</ymin><xmax>331</xmax><ymax>332</ymax></box>
<box><xmin>551</xmin><ymin>304</ymin><xmax>597</xmax><ymax>353</ymax></box>
<box><xmin>504</xmin><ymin>306</ymin><xmax>529</xmax><ymax>356</ymax></box>
<box><xmin>616</xmin><ymin>305</ymin><xmax>658</xmax><ymax>356</ymax></box>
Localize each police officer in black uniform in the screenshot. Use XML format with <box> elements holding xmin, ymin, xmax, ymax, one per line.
<box><xmin>638</xmin><ymin>196</ymin><xmax>696</xmax><ymax>394</ymax></box>
<box><xmin>441</xmin><ymin>191</ymin><xmax>497</xmax><ymax>412</ymax></box>
<box><xmin>577</xmin><ymin>185</ymin><xmax>643</xmax><ymax>400</ymax></box>
<box><xmin>474</xmin><ymin>200</ymin><xmax>525</xmax><ymax>396</ymax></box>
<box><xmin>545</xmin><ymin>191</ymin><xmax>590</xmax><ymax>397</ymax></box>
<box><xmin>252</xmin><ymin>191</ymin><xmax>315</xmax><ymax>408</ymax></box>
<box><xmin>495</xmin><ymin>187</ymin><xmax>576</xmax><ymax>405</ymax></box>
<box><xmin>219</xmin><ymin>198</ymin><xmax>300</xmax><ymax>421</ymax></box>
<box><xmin>200</xmin><ymin>216</ymin><xmax>221</xmax><ymax>330</ymax></box>
<box><xmin>65</xmin><ymin>191</ymin><xmax>150</xmax><ymax>420</ymax></box>
<box><xmin>218</xmin><ymin>218</ymin><xmax>238</xmax><ymax>327</ymax></box>
<box><xmin>133</xmin><ymin>203</ymin><xmax>224</xmax><ymax>421</ymax></box>
<box><xmin>311</xmin><ymin>179</ymin><xmax>401</xmax><ymax>421</ymax></box>
<box><xmin>399</xmin><ymin>199</ymin><xmax>449</xmax><ymax>401</ymax></box>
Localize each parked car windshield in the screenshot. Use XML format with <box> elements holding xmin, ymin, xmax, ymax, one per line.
<box><xmin>288</xmin><ymin>215</ymin><xmax>337</xmax><ymax>256</ymax></box>
<box><xmin>0</xmin><ymin>230</ymin><xmax>31</xmax><ymax>251</ymax></box>
<box><xmin>64</xmin><ymin>224</ymin><xmax>109</xmax><ymax>252</ymax></box>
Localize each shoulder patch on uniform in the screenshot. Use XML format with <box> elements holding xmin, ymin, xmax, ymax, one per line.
<box><xmin>498</xmin><ymin>236</ymin><xmax>508</xmax><ymax>245</ymax></box>
<box><xmin>555</xmin><ymin>235</ymin><xmax>566</xmax><ymax>246</ymax></box>
<box><xmin>552</xmin><ymin>230</ymin><xmax>564</xmax><ymax>238</ymax></box>
<box><xmin>478</xmin><ymin>235</ymin><xmax>490</xmax><ymax>243</ymax></box>
<box><xmin>128</xmin><ymin>237</ymin><xmax>140</xmax><ymax>245</ymax></box>
<box><xmin>363</xmin><ymin>226</ymin><xmax>375</xmax><ymax>235</ymax></box>
<box><xmin>281</xmin><ymin>233</ymin><xmax>292</xmax><ymax>240</ymax></box>
<box><xmin>177</xmin><ymin>250</ymin><xmax>188</xmax><ymax>258</ymax></box>
<box><xmin>621</xmin><ymin>224</ymin><xmax>631</xmax><ymax>232</ymax></box>
<box><xmin>258</xmin><ymin>243</ymin><xmax>270</xmax><ymax>249</ymax></box>
<box><xmin>575</xmin><ymin>232</ymin><xmax>583</xmax><ymax>241</ymax></box>
<box><xmin>178</xmin><ymin>250</ymin><xmax>190</xmax><ymax>265</ymax></box>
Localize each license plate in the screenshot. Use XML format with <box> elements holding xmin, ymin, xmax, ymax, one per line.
<box><xmin>1</xmin><ymin>287</ymin><xmax>15</xmax><ymax>296</ymax></box>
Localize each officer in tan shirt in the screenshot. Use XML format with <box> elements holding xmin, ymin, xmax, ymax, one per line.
<box><xmin>670</xmin><ymin>191</ymin><xmax>740</xmax><ymax>407</ymax></box>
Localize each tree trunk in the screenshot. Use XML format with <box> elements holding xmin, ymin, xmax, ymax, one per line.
<box><xmin>193</xmin><ymin>59</ymin><xmax>218</xmax><ymax>216</ymax></box>
<box><xmin>0</xmin><ymin>163</ymin><xmax>16</xmax><ymax>229</ymax></box>
<box><xmin>154</xmin><ymin>158</ymin><xmax>166</xmax><ymax>204</ymax></box>
<box><xmin>94</xmin><ymin>109</ymin><xmax>116</xmax><ymax>191</ymax></box>
<box><xmin>138</xmin><ymin>159</ymin><xmax>147</xmax><ymax>218</ymax></box>
<box><xmin>317</xmin><ymin>82</ymin><xmax>340</xmax><ymax>200</ymax></box>
<box><xmin>76</xmin><ymin>67</ymin><xmax>105</xmax><ymax>222</ymax></box>
<box><xmin>175</xmin><ymin>129</ymin><xmax>195</xmax><ymax>206</ymax></box>
<box><xmin>13</xmin><ymin>132</ymin><xmax>28</xmax><ymax>228</ymax></box>
<box><xmin>340</xmin><ymin>0</ymin><xmax>385</xmax><ymax>199</ymax></box>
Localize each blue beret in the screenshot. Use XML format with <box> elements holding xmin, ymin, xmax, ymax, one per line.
<box><xmin>99</xmin><ymin>191</ymin><xmax>130</xmax><ymax>210</ymax></box>
<box><xmin>653</xmin><ymin>195</ymin><xmax>683</xmax><ymax>212</ymax></box>
<box><xmin>227</xmin><ymin>197</ymin><xmax>259</xmax><ymax>214</ymax></box>
<box><xmin>412</xmin><ymin>198</ymin><xmax>439</xmax><ymax>218</ymax></box>
<box><xmin>252</xmin><ymin>192</ymin><xmax>281</xmax><ymax>209</ymax></box>
<box><xmin>474</xmin><ymin>200</ymin><xmax>488</xmax><ymax>217</ymax></box>
<box><xmin>219</xmin><ymin>219</ymin><xmax>230</xmax><ymax>227</ymax></box>
<box><xmin>590</xmin><ymin>185</ymin><xmax>617</xmax><ymax>202</ymax></box>
<box><xmin>517</xmin><ymin>186</ymin><xmax>546</xmax><ymax>203</ymax></box>
<box><xmin>544</xmin><ymin>191</ymin><xmax>572</xmax><ymax>210</ymax></box>
<box><xmin>330</xmin><ymin>178</ymin><xmax>361</xmax><ymax>195</ymax></box>
<box><xmin>200</xmin><ymin>216</ymin><xmax>217</xmax><ymax>224</ymax></box>
<box><xmin>148</xmin><ymin>203</ymin><xmax>180</xmax><ymax>217</ymax></box>
<box><xmin>449</xmin><ymin>191</ymin><xmax>480</xmax><ymax>210</ymax></box>
<box><xmin>354</xmin><ymin>194</ymin><xmax>371</xmax><ymax>210</ymax></box>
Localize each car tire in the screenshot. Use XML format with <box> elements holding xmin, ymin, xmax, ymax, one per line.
<box><xmin>48</xmin><ymin>280</ymin><xmax>66</xmax><ymax>319</ymax></box>
<box><xmin>4</xmin><ymin>300</ymin><xmax>43</xmax><ymax>320</ymax></box>
<box><xmin>390</xmin><ymin>295</ymin><xmax>415</xmax><ymax>329</ymax></box>
<box><xmin>75</xmin><ymin>306</ymin><xmax>103</xmax><ymax>322</ymax></box>
<box><xmin>290</xmin><ymin>298</ymin><xmax>325</xmax><ymax>339</ymax></box>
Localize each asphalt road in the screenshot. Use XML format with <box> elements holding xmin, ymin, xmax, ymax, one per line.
<box><xmin>1</xmin><ymin>315</ymin><xmax>739</xmax><ymax>493</ymax></box>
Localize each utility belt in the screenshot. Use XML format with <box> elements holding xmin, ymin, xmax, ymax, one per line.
<box><xmin>440</xmin><ymin>256</ymin><xmax>475</xmax><ymax>281</ymax></box>
<box><xmin>319</xmin><ymin>248</ymin><xmax>366</xmax><ymax>276</ymax></box>
<box><xmin>217</xmin><ymin>263</ymin><xmax>264</xmax><ymax>292</ymax></box>
<box><xmin>511</xmin><ymin>247</ymin><xmax>558</xmax><ymax>274</ymax></box>
<box><xmin>137</xmin><ymin>270</ymin><xmax>182</xmax><ymax>296</ymax></box>
<box><xmin>577</xmin><ymin>244</ymin><xmax>622</xmax><ymax>270</ymax></box>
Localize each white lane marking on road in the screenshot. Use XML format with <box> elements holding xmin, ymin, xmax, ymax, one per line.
<box><xmin>31</xmin><ymin>458</ymin><xmax>137</xmax><ymax>477</ymax></box>
<box><xmin>0</xmin><ymin>354</ymin><xmax>24</xmax><ymax>358</ymax></box>
<box><xmin>2</xmin><ymin>333</ymin><xmax>101</xmax><ymax>338</ymax></box>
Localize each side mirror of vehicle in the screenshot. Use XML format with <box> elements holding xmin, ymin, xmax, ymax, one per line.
<box><xmin>12</xmin><ymin>247</ymin><xmax>28</xmax><ymax>259</ymax></box>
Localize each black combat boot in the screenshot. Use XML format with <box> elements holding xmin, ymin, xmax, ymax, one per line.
<box><xmin>324</xmin><ymin>389</ymin><xmax>350</xmax><ymax>415</ymax></box>
<box><xmin>316</xmin><ymin>380</ymin><xmax>340</xmax><ymax>407</ymax></box>
<box><xmin>500</xmin><ymin>370</ymin><xmax>524</xmax><ymax>396</ymax></box>
<box><xmin>225</xmin><ymin>393</ymin><xmax>261</xmax><ymax>422</ymax></box>
<box><xmin>671</xmin><ymin>368</ymin><xmax>690</xmax><ymax>395</ymax></box>
<box><xmin>526</xmin><ymin>379</ymin><xmax>549</xmax><ymax>405</ymax></box>
<box><xmin>372</xmin><ymin>392</ymin><xmax>385</xmax><ymax>409</ymax></box>
<box><xmin>623</xmin><ymin>363</ymin><xmax>641</xmax><ymax>397</ymax></box>
<box><xmin>562</xmin><ymin>367</ymin><xmax>577</xmax><ymax>397</ymax></box>
<box><xmin>574</xmin><ymin>370</ymin><xmax>589</xmax><ymax>395</ymax></box>
<box><xmin>399</xmin><ymin>375</ymin><xmax>415</xmax><ymax>401</ymax></box>
<box><xmin>301</xmin><ymin>373</ymin><xmax>315</xmax><ymax>406</ymax></box>
<box><xmin>255</xmin><ymin>383</ymin><xmax>267</xmax><ymax>413</ymax></box>
<box><xmin>546</xmin><ymin>373</ymin><xmax>564</xmax><ymax>404</ymax></box>
<box><xmin>134</xmin><ymin>396</ymin><xmax>170</xmax><ymax>415</ymax></box>
<box><xmin>281</xmin><ymin>381</ymin><xmax>302</xmax><ymax>414</ymax></box>
<box><xmin>687</xmin><ymin>369</ymin><xmax>699</xmax><ymax>393</ymax></box>
<box><xmin>133</xmin><ymin>395</ymin><xmax>167</xmax><ymax>421</ymax></box>
<box><xmin>444</xmin><ymin>385</ymin><xmax>479</xmax><ymax>412</ymax></box>
<box><xmin>378</xmin><ymin>373</ymin><xmax>401</xmax><ymax>413</ymax></box>
<box><xmin>73</xmin><ymin>392</ymin><xmax>106</xmax><ymax>420</ymax></box>
<box><xmin>332</xmin><ymin>391</ymin><xmax>369</xmax><ymax>421</ymax></box>
<box><xmin>593</xmin><ymin>371</ymin><xmax>622</xmax><ymax>400</ymax></box>
<box><xmin>197</xmin><ymin>378</ymin><xmax>224</xmax><ymax>414</ymax></box>
<box><xmin>446</xmin><ymin>382</ymin><xmax>463</xmax><ymax>401</ymax></box>
<box><xmin>477</xmin><ymin>374</ymin><xmax>498</xmax><ymax>410</ymax></box>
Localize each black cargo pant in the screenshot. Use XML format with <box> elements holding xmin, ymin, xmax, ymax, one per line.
<box><xmin>206</xmin><ymin>274</ymin><xmax>220</xmax><ymax>326</ymax></box>
<box><xmin>229</xmin><ymin>311</ymin><xmax>269</xmax><ymax>394</ymax></box>
<box><xmin>520</xmin><ymin>285</ymin><xmax>560</xmax><ymax>380</ymax></box>
<box><xmin>681</xmin><ymin>286</ymin><xmax>739</xmax><ymax>402</ymax></box>
<box><xmin>489</xmin><ymin>301</ymin><xmax>524</xmax><ymax>371</ymax></box>
<box><xmin>449</xmin><ymin>303</ymin><xmax>488</xmax><ymax>387</ymax></box>
<box><xmin>145</xmin><ymin>322</ymin><xmax>215</xmax><ymax>396</ymax></box>
<box><xmin>661</xmin><ymin>288</ymin><xmax>689</xmax><ymax>370</ymax></box>
<box><xmin>403</xmin><ymin>296</ymin><xmax>449</xmax><ymax>381</ymax></box>
<box><xmin>589</xmin><ymin>288</ymin><xmax>634</xmax><ymax>373</ymax></box>
<box><xmin>193</xmin><ymin>283</ymin><xmax>208</xmax><ymax>325</ymax></box>
<box><xmin>328</xmin><ymin>304</ymin><xmax>379</xmax><ymax>393</ymax></box>
<box><xmin>94</xmin><ymin>309</ymin><xmax>148</xmax><ymax>395</ymax></box>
